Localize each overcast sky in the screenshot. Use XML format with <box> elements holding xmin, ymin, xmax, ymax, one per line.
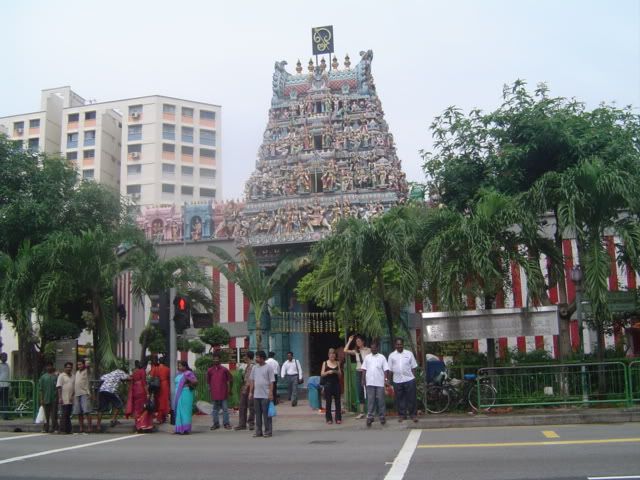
<box><xmin>2</xmin><ymin>0</ymin><xmax>638</xmax><ymax>200</ymax></box>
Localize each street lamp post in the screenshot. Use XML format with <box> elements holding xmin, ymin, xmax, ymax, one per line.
<box><xmin>570</xmin><ymin>265</ymin><xmax>588</xmax><ymax>403</ymax></box>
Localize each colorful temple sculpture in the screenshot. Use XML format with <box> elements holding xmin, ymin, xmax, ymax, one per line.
<box><xmin>240</xmin><ymin>50</ymin><xmax>408</xmax><ymax>246</ymax></box>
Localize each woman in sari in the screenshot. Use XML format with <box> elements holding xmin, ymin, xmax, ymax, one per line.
<box><xmin>126</xmin><ymin>361</ymin><xmax>153</xmax><ymax>433</ymax></box>
<box><xmin>174</xmin><ymin>360</ymin><xmax>197</xmax><ymax>435</ymax></box>
<box><xmin>150</xmin><ymin>355</ymin><xmax>170</xmax><ymax>424</ymax></box>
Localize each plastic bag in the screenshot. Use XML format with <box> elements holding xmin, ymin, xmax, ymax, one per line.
<box><xmin>268</xmin><ymin>401</ymin><xmax>277</xmax><ymax>417</ymax></box>
<box><xmin>35</xmin><ymin>406</ymin><xmax>45</xmax><ymax>424</ymax></box>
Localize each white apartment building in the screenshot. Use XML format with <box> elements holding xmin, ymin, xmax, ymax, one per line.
<box><xmin>0</xmin><ymin>87</ymin><xmax>222</xmax><ymax>204</ymax></box>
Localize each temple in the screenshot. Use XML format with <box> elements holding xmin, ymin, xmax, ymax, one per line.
<box><xmin>240</xmin><ymin>50</ymin><xmax>408</xmax><ymax>247</ymax></box>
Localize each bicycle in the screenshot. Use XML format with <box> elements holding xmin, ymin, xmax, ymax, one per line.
<box><xmin>14</xmin><ymin>398</ymin><xmax>34</xmax><ymax>418</ymax></box>
<box><xmin>425</xmin><ymin>372</ymin><xmax>497</xmax><ymax>414</ymax></box>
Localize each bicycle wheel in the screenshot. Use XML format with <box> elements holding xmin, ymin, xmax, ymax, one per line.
<box><xmin>468</xmin><ymin>382</ymin><xmax>497</xmax><ymax>412</ymax></box>
<box><xmin>425</xmin><ymin>385</ymin><xmax>450</xmax><ymax>414</ymax></box>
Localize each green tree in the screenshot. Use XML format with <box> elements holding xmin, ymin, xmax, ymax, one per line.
<box><xmin>199</xmin><ymin>325</ymin><xmax>230</xmax><ymax>350</ymax></box>
<box><xmin>206</xmin><ymin>246</ymin><xmax>306</xmax><ymax>352</ymax></box>
<box><xmin>297</xmin><ymin>208</ymin><xmax>422</xmax><ymax>342</ymax></box>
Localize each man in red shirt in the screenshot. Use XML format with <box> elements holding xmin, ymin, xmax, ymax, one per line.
<box><xmin>207</xmin><ymin>353</ymin><xmax>233</xmax><ymax>430</ymax></box>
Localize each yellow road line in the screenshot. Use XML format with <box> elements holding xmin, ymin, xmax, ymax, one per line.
<box><xmin>542</xmin><ymin>430</ymin><xmax>559</xmax><ymax>438</ymax></box>
<box><xmin>417</xmin><ymin>438</ymin><xmax>640</xmax><ymax>448</ymax></box>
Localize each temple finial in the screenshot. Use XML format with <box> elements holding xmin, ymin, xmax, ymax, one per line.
<box><xmin>308</xmin><ymin>58</ymin><xmax>314</xmax><ymax>73</ymax></box>
<box><xmin>331</xmin><ymin>55</ymin><xmax>339</xmax><ymax>70</ymax></box>
<box><xmin>295</xmin><ymin>59</ymin><xmax>302</xmax><ymax>74</ymax></box>
<box><xmin>344</xmin><ymin>54</ymin><xmax>351</xmax><ymax>69</ymax></box>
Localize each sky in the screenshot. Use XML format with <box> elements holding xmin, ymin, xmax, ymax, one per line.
<box><xmin>2</xmin><ymin>0</ymin><xmax>638</xmax><ymax>200</ymax></box>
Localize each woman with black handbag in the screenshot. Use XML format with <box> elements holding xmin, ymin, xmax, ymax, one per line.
<box><xmin>320</xmin><ymin>348</ymin><xmax>342</xmax><ymax>425</ymax></box>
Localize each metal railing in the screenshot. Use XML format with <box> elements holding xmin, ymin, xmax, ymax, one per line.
<box><xmin>0</xmin><ymin>380</ymin><xmax>37</xmax><ymax>419</ymax></box>
<box><xmin>477</xmin><ymin>362</ymin><xmax>630</xmax><ymax>409</ymax></box>
<box><xmin>630</xmin><ymin>361</ymin><xmax>640</xmax><ymax>404</ymax></box>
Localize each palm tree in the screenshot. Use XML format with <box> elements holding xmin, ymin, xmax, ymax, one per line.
<box><xmin>420</xmin><ymin>190</ymin><xmax>558</xmax><ymax>366</ymax></box>
<box><xmin>298</xmin><ymin>207</ymin><xmax>421</xmax><ymax>342</ymax></box>
<box><xmin>205</xmin><ymin>246</ymin><xmax>307</xmax><ymax>352</ymax></box>
<box><xmin>534</xmin><ymin>158</ymin><xmax>640</xmax><ymax>359</ymax></box>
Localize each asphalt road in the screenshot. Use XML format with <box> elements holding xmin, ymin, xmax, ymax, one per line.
<box><xmin>0</xmin><ymin>423</ymin><xmax>638</xmax><ymax>480</ymax></box>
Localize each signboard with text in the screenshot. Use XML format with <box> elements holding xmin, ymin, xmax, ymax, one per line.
<box><xmin>312</xmin><ymin>26</ymin><xmax>334</xmax><ymax>55</ymax></box>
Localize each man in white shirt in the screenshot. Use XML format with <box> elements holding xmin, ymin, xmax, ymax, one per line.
<box><xmin>361</xmin><ymin>342</ymin><xmax>389</xmax><ymax>427</ymax></box>
<box><xmin>280</xmin><ymin>351</ymin><xmax>303</xmax><ymax>406</ymax></box>
<box><xmin>0</xmin><ymin>353</ymin><xmax>10</xmax><ymax>420</ymax></box>
<box><xmin>388</xmin><ymin>337</ymin><xmax>418</xmax><ymax>423</ymax></box>
<box><xmin>265</xmin><ymin>352</ymin><xmax>280</xmax><ymax>405</ymax></box>
<box><xmin>56</xmin><ymin>362</ymin><xmax>74</xmax><ymax>434</ymax></box>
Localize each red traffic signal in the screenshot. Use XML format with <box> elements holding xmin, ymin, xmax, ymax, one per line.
<box><xmin>176</xmin><ymin>297</ymin><xmax>187</xmax><ymax>311</ymax></box>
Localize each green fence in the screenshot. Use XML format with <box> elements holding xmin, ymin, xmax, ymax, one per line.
<box><xmin>630</xmin><ymin>361</ymin><xmax>640</xmax><ymax>404</ymax></box>
<box><xmin>478</xmin><ymin>362</ymin><xmax>630</xmax><ymax>409</ymax></box>
<box><xmin>0</xmin><ymin>380</ymin><xmax>37</xmax><ymax>420</ymax></box>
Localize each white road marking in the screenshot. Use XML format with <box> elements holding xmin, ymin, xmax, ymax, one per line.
<box><xmin>0</xmin><ymin>434</ymin><xmax>142</xmax><ymax>465</ymax></box>
<box><xmin>384</xmin><ymin>429</ymin><xmax>422</xmax><ymax>480</ymax></box>
<box><xmin>0</xmin><ymin>433</ymin><xmax>46</xmax><ymax>442</ymax></box>
<box><xmin>588</xmin><ymin>476</ymin><xmax>640</xmax><ymax>480</ymax></box>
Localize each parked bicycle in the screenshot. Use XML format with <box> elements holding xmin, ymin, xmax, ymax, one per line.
<box><xmin>425</xmin><ymin>372</ymin><xmax>497</xmax><ymax>414</ymax></box>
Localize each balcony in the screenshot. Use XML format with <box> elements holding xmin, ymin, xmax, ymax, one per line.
<box><xmin>84</xmin><ymin>138</ymin><xmax>96</xmax><ymax>147</ymax></box>
<box><xmin>67</xmin><ymin>121</ymin><xmax>79</xmax><ymax>131</ymax></box>
<box><xmin>161</xmin><ymin>151</ymin><xmax>175</xmax><ymax>161</ymax></box>
<box><xmin>200</xmin><ymin>119</ymin><xmax>215</xmax><ymax>129</ymax></box>
<box><xmin>84</xmin><ymin>119</ymin><xmax>96</xmax><ymax>128</ymax></box>
<box><xmin>83</xmin><ymin>157</ymin><xmax>94</xmax><ymax>167</ymax></box>
<box><xmin>181</xmin><ymin>115</ymin><xmax>193</xmax><ymax>124</ymax></box>
<box><xmin>163</xmin><ymin>112</ymin><xmax>175</xmax><ymax>122</ymax></box>
<box><xmin>67</xmin><ymin>140</ymin><xmax>78</xmax><ymax>149</ymax></box>
<box><xmin>181</xmin><ymin>153</ymin><xmax>193</xmax><ymax>163</ymax></box>
<box><xmin>13</xmin><ymin>128</ymin><xmax>24</xmax><ymax>137</ymax></box>
<box><xmin>28</xmin><ymin>127</ymin><xmax>40</xmax><ymax>136</ymax></box>
<box><xmin>200</xmin><ymin>157</ymin><xmax>216</xmax><ymax>167</ymax></box>
<box><xmin>129</xmin><ymin>113</ymin><xmax>142</xmax><ymax>122</ymax></box>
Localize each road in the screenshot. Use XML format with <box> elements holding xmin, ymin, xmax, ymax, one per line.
<box><xmin>0</xmin><ymin>423</ymin><xmax>638</xmax><ymax>479</ymax></box>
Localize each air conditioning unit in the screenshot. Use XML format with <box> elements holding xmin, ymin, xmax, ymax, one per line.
<box><xmin>131</xmin><ymin>152</ymin><xmax>140</xmax><ymax>159</ymax></box>
<box><xmin>131</xmin><ymin>112</ymin><xmax>141</xmax><ymax>119</ymax></box>
<box><xmin>131</xmin><ymin>193</ymin><xmax>141</xmax><ymax>200</ymax></box>
<box><xmin>16</xmin><ymin>128</ymin><xmax>23</xmax><ymax>134</ymax></box>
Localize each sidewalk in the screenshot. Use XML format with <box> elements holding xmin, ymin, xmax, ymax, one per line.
<box><xmin>2</xmin><ymin>400</ymin><xmax>639</xmax><ymax>434</ymax></box>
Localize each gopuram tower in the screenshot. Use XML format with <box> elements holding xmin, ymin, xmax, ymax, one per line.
<box><xmin>239</xmin><ymin>49</ymin><xmax>408</xmax><ymax>250</ymax></box>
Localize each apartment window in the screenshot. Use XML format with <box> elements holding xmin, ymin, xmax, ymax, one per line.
<box><xmin>68</xmin><ymin>113</ymin><xmax>79</xmax><ymax>123</ymax></box>
<box><xmin>29</xmin><ymin>119</ymin><xmax>40</xmax><ymax>128</ymax></box>
<box><xmin>127</xmin><ymin>184</ymin><xmax>141</xmax><ymax>194</ymax></box>
<box><xmin>67</xmin><ymin>151</ymin><xmax>78</xmax><ymax>161</ymax></box>
<box><xmin>162</xmin><ymin>124</ymin><xmax>175</xmax><ymax>140</ymax></box>
<box><xmin>200</xmin><ymin>129</ymin><xmax>216</xmax><ymax>146</ymax></box>
<box><xmin>127</xmin><ymin>164</ymin><xmax>142</xmax><ymax>175</ymax></box>
<box><xmin>163</xmin><ymin>104</ymin><xmax>176</xmax><ymax>114</ymax></box>
<box><xmin>27</xmin><ymin>138</ymin><xmax>39</xmax><ymax>152</ymax></box>
<box><xmin>200</xmin><ymin>168</ymin><xmax>216</xmax><ymax>179</ymax></box>
<box><xmin>13</xmin><ymin>121</ymin><xmax>24</xmax><ymax>135</ymax></box>
<box><xmin>181</xmin><ymin>126</ymin><xmax>194</xmax><ymax>143</ymax></box>
<box><xmin>85</xmin><ymin>111</ymin><xmax>96</xmax><ymax>120</ymax></box>
<box><xmin>84</xmin><ymin>130</ymin><xmax>96</xmax><ymax>146</ymax></box>
<box><xmin>162</xmin><ymin>163</ymin><xmax>176</xmax><ymax>175</ymax></box>
<box><xmin>181</xmin><ymin>186</ymin><xmax>194</xmax><ymax>195</ymax></box>
<box><xmin>82</xmin><ymin>169</ymin><xmax>94</xmax><ymax>180</ymax></box>
<box><xmin>128</xmin><ymin>144</ymin><xmax>142</xmax><ymax>154</ymax></box>
<box><xmin>200</xmin><ymin>187</ymin><xmax>216</xmax><ymax>198</ymax></box>
<box><xmin>162</xmin><ymin>143</ymin><xmax>175</xmax><ymax>153</ymax></box>
<box><xmin>181</xmin><ymin>166</ymin><xmax>194</xmax><ymax>176</ymax></box>
<box><xmin>128</xmin><ymin>125</ymin><xmax>142</xmax><ymax>141</ymax></box>
<box><xmin>200</xmin><ymin>110</ymin><xmax>215</xmax><ymax>121</ymax></box>
<box><xmin>200</xmin><ymin>148</ymin><xmax>215</xmax><ymax>160</ymax></box>
<box><xmin>162</xmin><ymin>184</ymin><xmax>175</xmax><ymax>194</ymax></box>
<box><xmin>67</xmin><ymin>132</ymin><xmax>78</xmax><ymax>148</ymax></box>
<box><xmin>182</xmin><ymin>107</ymin><xmax>194</xmax><ymax>118</ymax></box>
<box><xmin>83</xmin><ymin>149</ymin><xmax>95</xmax><ymax>159</ymax></box>
<box><xmin>128</xmin><ymin>105</ymin><xmax>143</xmax><ymax>119</ymax></box>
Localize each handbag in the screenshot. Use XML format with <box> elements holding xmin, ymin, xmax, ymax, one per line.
<box><xmin>268</xmin><ymin>400</ymin><xmax>277</xmax><ymax>417</ymax></box>
<box><xmin>319</xmin><ymin>362</ymin><xmax>327</xmax><ymax>386</ymax></box>
<box><xmin>148</xmin><ymin>376</ymin><xmax>160</xmax><ymax>393</ymax></box>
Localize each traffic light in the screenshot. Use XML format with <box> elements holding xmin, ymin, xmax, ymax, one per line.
<box><xmin>173</xmin><ymin>295</ymin><xmax>190</xmax><ymax>334</ymax></box>
<box><xmin>149</xmin><ymin>294</ymin><xmax>161</xmax><ymax>324</ymax></box>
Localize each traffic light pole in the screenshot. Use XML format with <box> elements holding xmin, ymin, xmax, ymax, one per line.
<box><xmin>169</xmin><ymin>287</ymin><xmax>176</xmax><ymax>405</ymax></box>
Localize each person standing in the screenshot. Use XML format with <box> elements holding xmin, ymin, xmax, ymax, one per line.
<box><xmin>38</xmin><ymin>362</ymin><xmax>58</xmax><ymax>433</ymax></box>
<box><xmin>56</xmin><ymin>362</ymin><xmax>74</xmax><ymax>434</ymax></box>
<box><xmin>0</xmin><ymin>353</ymin><xmax>10</xmax><ymax>420</ymax></box>
<box><xmin>126</xmin><ymin>361</ymin><xmax>150</xmax><ymax>432</ymax></box>
<box><xmin>344</xmin><ymin>334</ymin><xmax>371</xmax><ymax>419</ymax></box>
<box><xmin>320</xmin><ymin>348</ymin><xmax>342</xmax><ymax>424</ymax></box>
<box><xmin>280</xmin><ymin>352</ymin><xmax>302</xmax><ymax>407</ymax></box>
<box><xmin>72</xmin><ymin>359</ymin><xmax>93</xmax><ymax>434</ymax></box>
<box><xmin>149</xmin><ymin>355</ymin><xmax>170</xmax><ymax>424</ymax></box>
<box><xmin>235</xmin><ymin>351</ymin><xmax>255</xmax><ymax>431</ymax></box>
<box><xmin>249</xmin><ymin>350</ymin><xmax>275</xmax><ymax>438</ymax></box>
<box><xmin>361</xmin><ymin>342</ymin><xmax>389</xmax><ymax>427</ymax></box>
<box><xmin>173</xmin><ymin>360</ymin><xmax>197</xmax><ymax>435</ymax></box>
<box><xmin>96</xmin><ymin>367</ymin><xmax>130</xmax><ymax>431</ymax></box>
<box><xmin>388</xmin><ymin>338</ymin><xmax>418</xmax><ymax>423</ymax></box>
<box><xmin>265</xmin><ymin>352</ymin><xmax>280</xmax><ymax>405</ymax></box>
<box><xmin>207</xmin><ymin>353</ymin><xmax>233</xmax><ymax>430</ymax></box>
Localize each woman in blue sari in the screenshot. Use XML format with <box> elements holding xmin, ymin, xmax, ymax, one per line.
<box><xmin>173</xmin><ymin>360</ymin><xmax>197</xmax><ymax>434</ymax></box>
